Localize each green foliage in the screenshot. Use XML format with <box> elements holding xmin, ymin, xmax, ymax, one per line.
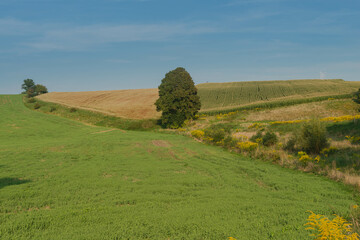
<box><xmin>250</xmin><ymin>131</ymin><xmax>278</xmax><ymax>146</ymax></box>
<box><xmin>26</xmin><ymin>88</ymin><xmax>36</xmax><ymax>98</ymax></box>
<box><xmin>21</xmin><ymin>79</ymin><xmax>35</xmax><ymax>92</ymax></box>
<box><xmin>69</xmin><ymin>107</ymin><xmax>77</xmax><ymax>113</ymax></box>
<box><xmin>0</xmin><ymin>95</ymin><xmax>358</xmax><ymax>239</ymax></box>
<box><xmin>35</xmin><ymin>84</ymin><xmax>48</xmax><ymax>95</ymax></box>
<box><xmin>262</xmin><ymin>131</ymin><xmax>278</xmax><ymax>146</ymax></box>
<box><xmin>298</xmin><ymin>119</ymin><xmax>329</xmax><ymax>154</ymax></box>
<box><xmin>353</xmin><ymin>88</ymin><xmax>360</xmax><ymax>103</ymax></box>
<box><xmin>250</xmin><ymin>131</ymin><xmax>263</xmax><ymax>143</ymax></box>
<box><xmin>33</xmin><ymin>102</ymin><xmax>41</xmax><ymax>109</ymax></box>
<box><xmin>155</xmin><ymin>67</ymin><xmax>201</xmax><ymax>128</ymax></box>
<box><xmin>204</xmin><ymin>127</ymin><xmax>226</xmax><ymax>143</ymax></box>
<box><xmin>284</xmin><ymin>136</ymin><xmax>297</xmax><ymax>152</ymax></box>
<box><xmin>21</xmin><ymin>79</ymin><xmax>48</xmax><ymax>96</ymax></box>
<box><xmin>223</xmin><ymin>136</ymin><xmax>238</xmax><ymax>148</ymax></box>
<box><xmin>27</xmin><ymin>97</ymin><xmax>36</xmax><ymax>103</ymax></box>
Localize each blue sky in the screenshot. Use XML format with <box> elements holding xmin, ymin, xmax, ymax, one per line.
<box><xmin>0</xmin><ymin>0</ymin><xmax>359</xmax><ymax>93</ymax></box>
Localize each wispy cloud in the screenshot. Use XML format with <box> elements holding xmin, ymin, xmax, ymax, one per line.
<box><xmin>0</xmin><ymin>19</ymin><xmax>217</xmax><ymax>51</ymax></box>
<box><xmin>0</xmin><ymin>18</ymin><xmax>37</xmax><ymax>35</ymax></box>
<box><xmin>30</xmin><ymin>23</ymin><xmax>216</xmax><ymax>50</ymax></box>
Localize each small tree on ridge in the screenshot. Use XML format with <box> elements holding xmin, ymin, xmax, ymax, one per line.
<box><xmin>155</xmin><ymin>67</ymin><xmax>201</xmax><ymax>128</ymax></box>
<box><xmin>35</xmin><ymin>84</ymin><xmax>48</xmax><ymax>95</ymax></box>
<box><xmin>21</xmin><ymin>79</ymin><xmax>35</xmax><ymax>93</ymax></box>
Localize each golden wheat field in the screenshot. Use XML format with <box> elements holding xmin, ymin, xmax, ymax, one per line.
<box><xmin>37</xmin><ymin>88</ymin><xmax>160</xmax><ymax>119</ymax></box>
<box><xmin>37</xmin><ymin>79</ymin><xmax>360</xmax><ymax>119</ymax></box>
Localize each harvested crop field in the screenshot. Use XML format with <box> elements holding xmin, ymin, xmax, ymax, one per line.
<box><xmin>37</xmin><ymin>79</ymin><xmax>360</xmax><ymax>119</ymax></box>
<box><xmin>37</xmin><ymin>88</ymin><xmax>160</xmax><ymax>119</ymax></box>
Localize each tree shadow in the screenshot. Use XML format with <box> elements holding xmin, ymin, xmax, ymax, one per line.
<box><xmin>0</xmin><ymin>177</ymin><xmax>31</xmax><ymax>190</ymax></box>
<box><xmin>327</xmin><ymin>121</ymin><xmax>360</xmax><ymax>140</ymax></box>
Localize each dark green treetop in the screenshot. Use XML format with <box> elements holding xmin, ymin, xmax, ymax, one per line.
<box><xmin>35</xmin><ymin>84</ymin><xmax>48</xmax><ymax>95</ymax></box>
<box><xmin>155</xmin><ymin>67</ymin><xmax>201</xmax><ymax>128</ymax></box>
<box><xmin>21</xmin><ymin>79</ymin><xmax>35</xmax><ymax>92</ymax></box>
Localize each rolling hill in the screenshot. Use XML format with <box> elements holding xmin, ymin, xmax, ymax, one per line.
<box><xmin>0</xmin><ymin>94</ymin><xmax>358</xmax><ymax>239</ymax></box>
<box><xmin>36</xmin><ymin>79</ymin><xmax>360</xmax><ymax>119</ymax></box>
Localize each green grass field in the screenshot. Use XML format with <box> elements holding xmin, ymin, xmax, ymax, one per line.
<box><xmin>1</xmin><ymin>95</ymin><xmax>359</xmax><ymax>239</ymax></box>
<box><xmin>198</xmin><ymin>79</ymin><xmax>360</xmax><ymax>111</ymax></box>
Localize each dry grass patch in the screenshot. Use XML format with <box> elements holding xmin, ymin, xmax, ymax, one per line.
<box><xmin>48</xmin><ymin>145</ymin><xmax>65</xmax><ymax>152</ymax></box>
<box><xmin>152</xmin><ymin>140</ymin><xmax>171</xmax><ymax>147</ymax></box>
<box><xmin>91</xmin><ymin>129</ymin><xmax>120</xmax><ymax>134</ymax></box>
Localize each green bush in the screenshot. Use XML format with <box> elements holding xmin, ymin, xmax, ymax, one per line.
<box><xmin>262</xmin><ymin>131</ymin><xmax>278</xmax><ymax>146</ymax></box>
<box><xmin>34</xmin><ymin>103</ymin><xmax>41</xmax><ymax>109</ymax></box>
<box><xmin>27</xmin><ymin>98</ymin><xmax>36</xmax><ymax>103</ymax></box>
<box><xmin>284</xmin><ymin>136</ymin><xmax>297</xmax><ymax>152</ymax></box>
<box><xmin>69</xmin><ymin>107</ymin><xmax>77</xmax><ymax>113</ymax></box>
<box><xmin>298</xmin><ymin>119</ymin><xmax>329</xmax><ymax>154</ymax></box>
<box><xmin>250</xmin><ymin>131</ymin><xmax>263</xmax><ymax>143</ymax></box>
<box><xmin>224</xmin><ymin>136</ymin><xmax>238</xmax><ymax>148</ymax></box>
<box><xmin>204</xmin><ymin>125</ymin><xmax>227</xmax><ymax>143</ymax></box>
<box><xmin>50</xmin><ymin>106</ymin><xmax>57</xmax><ymax>112</ymax></box>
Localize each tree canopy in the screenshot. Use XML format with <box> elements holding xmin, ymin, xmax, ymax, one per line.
<box><xmin>155</xmin><ymin>67</ymin><xmax>201</xmax><ymax>128</ymax></box>
<box><xmin>21</xmin><ymin>79</ymin><xmax>35</xmax><ymax>92</ymax></box>
<box><xmin>35</xmin><ymin>84</ymin><xmax>48</xmax><ymax>95</ymax></box>
<box><xmin>21</xmin><ymin>79</ymin><xmax>48</xmax><ymax>97</ymax></box>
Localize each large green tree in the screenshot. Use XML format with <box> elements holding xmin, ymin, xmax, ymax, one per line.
<box><xmin>155</xmin><ymin>67</ymin><xmax>201</xmax><ymax>128</ymax></box>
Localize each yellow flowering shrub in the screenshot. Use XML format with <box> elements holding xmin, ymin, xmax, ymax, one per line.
<box><xmin>321</xmin><ymin>115</ymin><xmax>360</xmax><ymax>123</ymax></box>
<box><xmin>270</xmin><ymin>114</ymin><xmax>360</xmax><ymax>125</ymax></box>
<box><xmin>215</xmin><ymin>140</ymin><xmax>225</xmax><ymax>146</ymax></box>
<box><xmin>237</xmin><ymin>134</ymin><xmax>249</xmax><ymax>141</ymax></box>
<box><xmin>298</xmin><ymin>152</ymin><xmax>321</xmax><ymax>163</ymax></box>
<box><xmin>270</xmin><ymin>120</ymin><xmax>305</xmax><ymax>125</ymax></box>
<box><xmin>248</xmin><ymin>123</ymin><xmax>264</xmax><ymax>129</ymax></box>
<box><xmin>320</xmin><ymin>147</ymin><xmax>338</xmax><ymax>157</ymax></box>
<box><xmin>237</xmin><ymin>141</ymin><xmax>258</xmax><ymax>151</ymax></box>
<box><xmin>216</xmin><ymin>111</ymin><xmax>237</xmax><ymax>120</ymax></box>
<box><xmin>346</xmin><ymin>136</ymin><xmax>360</xmax><ymax>145</ymax></box>
<box><xmin>305</xmin><ymin>211</ymin><xmax>359</xmax><ymax>240</ymax></box>
<box><xmin>298</xmin><ymin>152</ymin><xmax>312</xmax><ymax>163</ymax></box>
<box><xmin>191</xmin><ymin>130</ymin><xmax>205</xmax><ymax>139</ymax></box>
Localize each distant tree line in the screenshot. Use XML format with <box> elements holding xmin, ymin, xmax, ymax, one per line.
<box><xmin>22</xmin><ymin>79</ymin><xmax>48</xmax><ymax>97</ymax></box>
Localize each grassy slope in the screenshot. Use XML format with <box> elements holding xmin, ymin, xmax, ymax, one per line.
<box><xmin>0</xmin><ymin>95</ymin><xmax>358</xmax><ymax>239</ymax></box>
<box><xmin>198</xmin><ymin>79</ymin><xmax>360</xmax><ymax>111</ymax></box>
